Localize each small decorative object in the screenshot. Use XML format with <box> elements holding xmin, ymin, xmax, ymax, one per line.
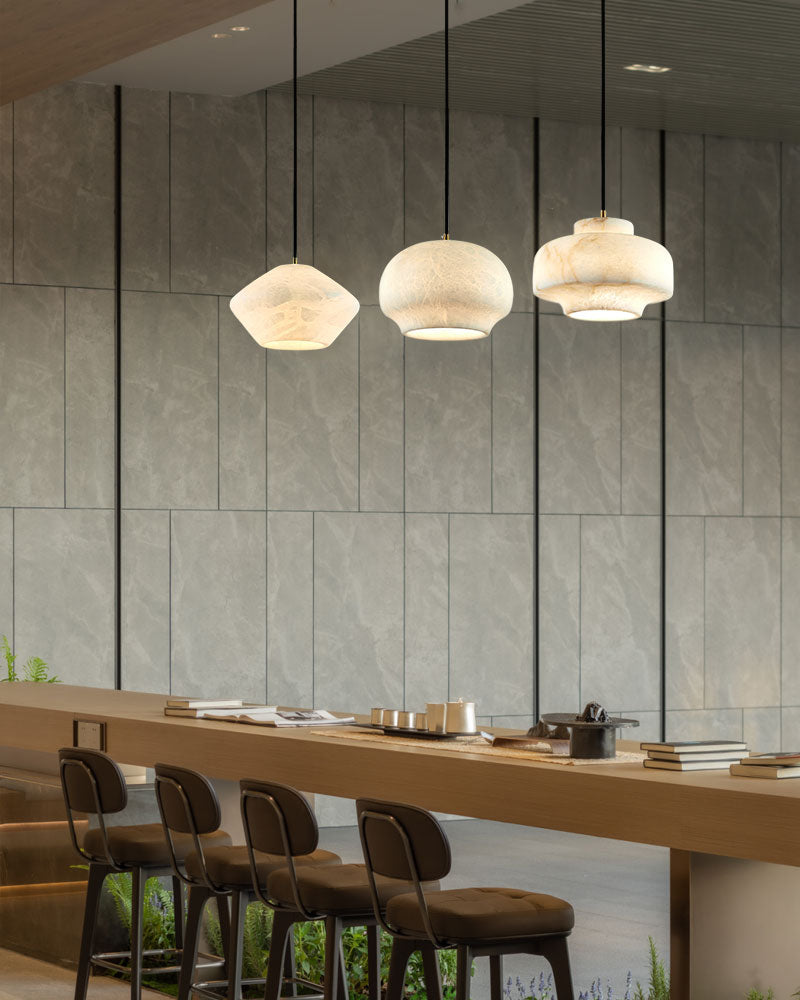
<box><xmin>541</xmin><ymin>703</ymin><xmax>639</xmax><ymax>759</ymax></box>
<box><xmin>527</xmin><ymin>719</ymin><xmax>572</xmax><ymax>740</ymax></box>
<box><xmin>397</xmin><ymin>711</ymin><xmax>417</xmax><ymax>730</ymax></box>
<box><xmin>426</xmin><ymin>702</ymin><xmax>448</xmax><ymax>733</ymax></box>
<box><xmin>444</xmin><ymin>698</ymin><xmax>477</xmax><ymax>735</ymax></box>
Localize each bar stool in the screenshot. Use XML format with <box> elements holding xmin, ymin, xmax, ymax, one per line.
<box><xmin>58</xmin><ymin>747</ymin><xmax>231</xmax><ymax>1000</ymax></box>
<box><xmin>155</xmin><ymin>764</ymin><xmax>342</xmax><ymax>1000</ymax></box>
<box><xmin>356</xmin><ymin>798</ymin><xmax>576</xmax><ymax>1000</ymax></box>
<box><xmin>240</xmin><ymin>779</ymin><xmax>442</xmax><ymax>1000</ymax></box>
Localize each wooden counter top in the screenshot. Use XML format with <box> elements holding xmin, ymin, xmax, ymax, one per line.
<box><xmin>2</xmin><ymin>683</ymin><xmax>798</xmax><ymax>868</ymax></box>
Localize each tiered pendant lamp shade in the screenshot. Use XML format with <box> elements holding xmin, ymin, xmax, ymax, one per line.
<box><xmin>379</xmin><ymin>0</ymin><xmax>513</xmax><ymax>342</ymax></box>
<box><xmin>230</xmin><ymin>0</ymin><xmax>358</xmax><ymax>350</ymax></box>
<box><xmin>532</xmin><ymin>216</ymin><xmax>673</xmax><ymax>321</ymax></box>
<box><xmin>380</xmin><ymin>239</ymin><xmax>513</xmax><ymax>340</ymax></box>
<box><xmin>231</xmin><ymin>264</ymin><xmax>359</xmax><ymax>350</ymax></box>
<box><xmin>533</xmin><ymin>0</ymin><xmax>672</xmax><ymax>320</ymax></box>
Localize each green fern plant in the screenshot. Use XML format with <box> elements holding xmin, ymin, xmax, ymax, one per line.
<box><xmin>0</xmin><ymin>635</ymin><xmax>58</xmax><ymax>683</ymax></box>
<box><xmin>103</xmin><ymin>871</ymin><xmax>178</xmax><ymax>953</ymax></box>
<box><xmin>746</xmin><ymin>991</ymin><xmax>775</xmax><ymax>1000</ymax></box>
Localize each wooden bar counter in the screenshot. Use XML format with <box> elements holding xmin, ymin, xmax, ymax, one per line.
<box><xmin>1</xmin><ymin>684</ymin><xmax>798</xmax><ymax>997</ymax></box>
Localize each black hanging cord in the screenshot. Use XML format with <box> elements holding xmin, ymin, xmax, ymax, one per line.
<box><xmin>444</xmin><ymin>0</ymin><xmax>450</xmax><ymax>237</ymax></box>
<box><xmin>600</xmin><ymin>0</ymin><xmax>606</xmax><ymax>215</ymax></box>
<box><xmin>292</xmin><ymin>0</ymin><xmax>298</xmax><ymax>262</ymax></box>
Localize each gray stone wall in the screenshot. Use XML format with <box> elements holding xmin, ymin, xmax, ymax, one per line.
<box><xmin>1</xmin><ymin>82</ymin><xmax>799</xmax><ymax>752</ymax></box>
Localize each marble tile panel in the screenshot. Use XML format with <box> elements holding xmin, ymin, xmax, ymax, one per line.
<box><xmin>782</xmin><ymin>328</ymin><xmax>800</xmax><ymax>516</ymax></box>
<box><xmin>492</xmin><ymin>314</ymin><xmax>535</xmax><ymax>513</ymax></box>
<box><xmin>65</xmin><ymin>288</ymin><xmax>115</xmax><ymax>508</ymax></box>
<box><xmin>621</xmin><ymin>319</ymin><xmax>660</xmax><ymax>514</ymax></box>
<box><xmin>781</xmin><ymin>708</ymin><xmax>800</xmax><ymax>752</ymax></box>
<box><xmin>664</xmin><ymin>132</ymin><xmax>704</xmax><ymax>322</ymax></box>
<box><xmin>266</xmin><ymin>91</ymin><xmax>313</xmax><ymax>269</ymax></box>
<box><xmin>705</xmin><ymin>136</ymin><xmax>780</xmax><ymax>326</ymax></box>
<box><xmin>267</xmin><ymin>511</ymin><xmax>313</xmax><ymax>710</ymax></box>
<box><xmin>121</xmin><ymin>88</ymin><xmax>170</xmax><ymax>291</ymax></box>
<box><xmin>14</xmin><ymin>82</ymin><xmax>114</xmax><ymax>288</ymax></box>
<box><xmin>314</xmin><ymin>98</ymin><xmax>403</xmax><ymax>306</ymax></box>
<box><xmin>0</xmin><ymin>284</ymin><xmax>64</xmax><ymax>507</ymax></box>
<box><xmin>580</xmin><ymin>516</ymin><xmax>660</xmax><ymax>711</ymax></box>
<box><xmin>0</xmin><ymin>104</ymin><xmax>12</xmax><ymax>282</ymax></box>
<box><xmin>315</xmin><ymin>796</ymin><xmax>357</xmax><ymax>829</ymax></box>
<box><xmin>491</xmin><ymin>714</ymin><xmax>534</xmax><ymax>731</ymax></box>
<box><xmin>666</xmin><ymin>322</ymin><xmax>742</xmax><ymax>515</ymax></box>
<box><xmin>403</xmin><ymin>105</ymin><xmax>444</xmax><ymax>248</ymax></box>
<box><xmin>781</xmin><ymin>519</ymin><xmax>800</xmax><ymax>705</ymax></box>
<box><xmin>538</xmin><ymin>515</ymin><xmax>580</xmax><ymax>716</ymax></box>
<box><xmin>449</xmin><ymin>514</ymin><xmax>534</xmax><ymax>717</ymax></box>
<box><xmin>404</xmin><ymin>337</ymin><xmax>491</xmax><ymax>512</ymax></box>
<box><xmin>219</xmin><ymin>298</ymin><xmax>266</xmax><ymax>510</ymax></box>
<box><xmin>121</xmin><ymin>291</ymin><xmax>218</xmax><ymax>509</ymax></box>
<box><xmin>313</xmin><ymin>513</ymin><xmax>404</xmax><ymax>715</ymax></box>
<box><xmin>450</xmin><ymin>109</ymin><xmax>533</xmax><ymax>312</ymax></box>
<box><xmin>170</xmin><ymin>91</ymin><xmax>265</xmax><ymax>296</ymax></box>
<box><xmin>705</xmin><ymin>517</ymin><xmax>780</xmax><ymax>708</ymax></box>
<box><xmin>14</xmin><ymin>509</ymin><xmax>114</xmax><ymax>687</ymax></box>
<box><xmin>538</xmin><ymin>120</ymin><xmax>620</xmax><ymax>314</ymax></box>
<box><xmin>743</xmin><ymin>708</ymin><xmax>781</xmax><ymax>755</ymax></box>
<box><xmin>783</xmin><ymin>144</ymin><xmax>800</xmax><ymax>327</ymax></box>
<box><xmin>665</xmin><ymin>516</ymin><xmax>704</xmax><ymax>711</ymax></box>
<box><xmin>743</xmin><ymin>326</ymin><xmax>781</xmax><ymax>515</ymax></box>
<box><xmin>620</xmin><ymin>128</ymin><xmax>661</xmax><ymax>244</ymax></box>
<box><xmin>121</xmin><ymin>510</ymin><xmax>170</xmax><ymax>694</ymax></box>
<box><xmin>404</xmin><ymin>513</ymin><xmax>449</xmax><ymax>708</ymax></box>
<box><xmin>539</xmin><ymin>314</ymin><xmax>620</xmax><ymax>514</ymax></box>
<box><xmin>171</xmin><ymin>511</ymin><xmax>266</xmax><ymax>703</ymax></box>
<box><xmin>665</xmin><ymin>709</ymin><xmax>743</xmax><ymax>743</ymax></box>
<box><xmin>0</xmin><ymin>510</ymin><xmax>12</xmax><ymax>643</ymax></box>
<box><xmin>615</xmin><ymin>711</ymin><xmax>661</xmax><ymax>743</ymax></box>
<box><xmin>359</xmin><ymin>307</ymin><xmax>403</xmax><ymax>512</ymax></box>
<box><xmin>267</xmin><ymin>319</ymin><xmax>358</xmax><ymax>511</ymax></box>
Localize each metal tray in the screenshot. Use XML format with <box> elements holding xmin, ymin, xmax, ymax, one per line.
<box><xmin>366</xmin><ymin>724</ymin><xmax>477</xmax><ymax>740</ymax></box>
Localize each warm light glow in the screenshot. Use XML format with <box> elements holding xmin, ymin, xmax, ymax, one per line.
<box><xmin>230</xmin><ymin>263</ymin><xmax>360</xmax><ymax>350</ymax></box>
<box><xmin>212</xmin><ymin>32</ymin><xmax>231</xmax><ymax>39</ymax></box>
<box><xmin>533</xmin><ymin>216</ymin><xmax>673</xmax><ymax>321</ymax></box>
<box><xmin>379</xmin><ymin>239</ymin><xmax>513</xmax><ymax>341</ymax></box>
<box><xmin>624</xmin><ymin>63</ymin><xmax>671</xmax><ymax>73</ymax></box>
<box><xmin>230</xmin><ymin>25</ymin><xmax>250</xmax><ymax>31</ymax></box>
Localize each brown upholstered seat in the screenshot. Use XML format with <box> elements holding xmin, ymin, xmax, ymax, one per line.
<box><xmin>268</xmin><ymin>861</ymin><xmax>438</xmax><ymax>914</ymax></box>
<box><xmin>386</xmin><ymin>887</ymin><xmax>574</xmax><ymax>943</ymax></box>
<box><xmin>82</xmin><ymin>823</ymin><xmax>232</xmax><ymax>867</ymax></box>
<box><xmin>185</xmin><ymin>844</ymin><xmax>341</xmax><ymax>887</ymax></box>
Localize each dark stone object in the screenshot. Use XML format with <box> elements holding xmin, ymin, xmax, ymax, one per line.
<box><xmin>577</xmin><ymin>701</ymin><xmax>610</xmax><ymax>723</ymax></box>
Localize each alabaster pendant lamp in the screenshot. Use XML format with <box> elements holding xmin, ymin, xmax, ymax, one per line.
<box><xmin>532</xmin><ymin>0</ymin><xmax>673</xmax><ymax>320</ymax></box>
<box><xmin>379</xmin><ymin>0</ymin><xmax>513</xmax><ymax>341</ymax></box>
<box><xmin>230</xmin><ymin>0</ymin><xmax>359</xmax><ymax>349</ymax></box>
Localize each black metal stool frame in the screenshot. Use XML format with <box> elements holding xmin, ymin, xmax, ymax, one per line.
<box><xmin>59</xmin><ymin>753</ymin><xmax>199</xmax><ymax>1000</ymax></box>
<box><xmin>240</xmin><ymin>784</ymin><xmax>379</xmax><ymax>1000</ymax></box>
<box><xmin>357</xmin><ymin>807</ymin><xmax>575</xmax><ymax>1000</ymax></box>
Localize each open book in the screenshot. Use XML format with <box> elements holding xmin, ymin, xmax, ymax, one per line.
<box><xmin>164</xmin><ymin>706</ymin><xmax>353</xmax><ymax>727</ymax></box>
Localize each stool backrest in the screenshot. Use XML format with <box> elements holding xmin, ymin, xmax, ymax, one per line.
<box><xmin>356</xmin><ymin>798</ymin><xmax>451</xmax><ymax>881</ymax></box>
<box><xmin>154</xmin><ymin>763</ymin><xmax>221</xmax><ymax>890</ymax></box>
<box><xmin>240</xmin><ymin>778</ymin><xmax>321</xmax><ymax>918</ymax></box>
<box><xmin>58</xmin><ymin>748</ymin><xmax>128</xmax><ymax>866</ymax></box>
<box><xmin>240</xmin><ymin>779</ymin><xmax>319</xmax><ymax>856</ymax></box>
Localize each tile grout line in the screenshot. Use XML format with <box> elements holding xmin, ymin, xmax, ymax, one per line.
<box><xmin>63</xmin><ymin>286</ymin><xmax>67</xmax><ymax>508</ymax></box>
<box><xmin>168</xmin><ymin>509</ymin><xmax>172</xmax><ymax>695</ymax></box>
<box><xmin>11</xmin><ymin>508</ymin><xmax>14</xmax><ymax>653</ymax></box>
<box><xmin>217</xmin><ymin>297</ymin><xmax>221</xmax><ymax>511</ymax></box>
<box><xmin>311</xmin><ymin>512</ymin><xmax>315</xmax><ymax>709</ymax></box>
<box><xmin>447</xmin><ymin>513</ymin><xmax>451</xmax><ymax>702</ymax></box>
<box><xmin>168</xmin><ymin>92</ymin><xmax>172</xmax><ymax>294</ymax></box>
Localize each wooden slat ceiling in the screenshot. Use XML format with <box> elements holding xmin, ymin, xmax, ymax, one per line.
<box><xmin>282</xmin><ymin>0</ymin><xmax>800</xmax><ymax>143</ymax></box>
<box><xmin>0</xmin><ymin>0</ymin><xmax>276</xmax><ymax>106</ymax></box>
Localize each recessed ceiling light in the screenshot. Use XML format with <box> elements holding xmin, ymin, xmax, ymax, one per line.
<box><xmin>230</xmin><ymin>25</ymin><xmax>250</xmax><ymax>31</ymax></box>
<box><xmin>624</xmin><ymin>63</ymin><xmax>671</xmax><ymax>73</ymax></box>
<box><xmin>212</xmin><ymin>32</ymin><xmax>231</xmax><ymax>39</ymax></box>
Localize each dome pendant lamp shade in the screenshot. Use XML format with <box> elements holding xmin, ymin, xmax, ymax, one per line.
<box><xmin>231</xmin><ymin>264</ymin><xmax>359</xmax><ymax>350</ymax></box>
<box><xmin>533</xmin><ymin>0</ymin><xmax>673</xmax><ymax>321</ymax></box>
<box><xmin>230</xmin><ymin>0</ymin><xmax>358</xmax><ymax>350</ymax></box>
<box><xmin>532</xmin><ymin>216</ymin><xmax>673</xmax><ymax>321</ymax></box>
<box><xmin>380</xmin><ymin>239</ymin><xmax>513</xmax><ymax>340</ymax></box>
<box><xmin>379</xmin><ymin>0</ymin><xmax>513</xmax><ymax>342</ymax></box>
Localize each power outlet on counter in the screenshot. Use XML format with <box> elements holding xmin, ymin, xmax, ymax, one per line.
<box><xmin>73</xmin><ymin>719</ymin><xmax>106</xmax><ymax>751</ymax></box>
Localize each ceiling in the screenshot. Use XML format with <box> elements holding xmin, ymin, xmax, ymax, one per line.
<box><xmin>79</xmin><ymin>0</ymin><xmax>800</xmax><ymax>143</ymax></box>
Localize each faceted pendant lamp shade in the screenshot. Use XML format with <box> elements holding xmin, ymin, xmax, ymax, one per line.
<box><xmin>230</xmin><ymin>263</ymin><xmax>360</xmax><ymax>350</ymax></box>
<box><xmin>533</xmin><ymin>216</ymin><xmax>673</xmax><ymax>321</ymax></box>
<box><xmin>379</xmin><ymin>239</ymin><xmax>514</xmax><ymax>340</ymax></box>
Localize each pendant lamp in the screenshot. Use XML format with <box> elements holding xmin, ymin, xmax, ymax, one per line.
<box><xmin>230</xmin><ymin>0</ymin><xmax>359</xmax><ymax>349</ymax></box>
<box><xmin>379</xmin><ymin>0</ymin><xmax>513</xmax><ymax>341</ymax></box>
<box><xmin>532</xmin><ymin>0</ymin><xmax>673</xmax><ymax>320</ymax></box>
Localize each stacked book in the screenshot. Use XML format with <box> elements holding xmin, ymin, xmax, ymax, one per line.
<box><xmin>730</xmin><ymin>752</ymin><xmax>800</xmax><ymax>780</ymax></box>
<box><xmin>641</xmin><ymin>740</ymin><xmax>748</xmax><ymax>771</ymax></box>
